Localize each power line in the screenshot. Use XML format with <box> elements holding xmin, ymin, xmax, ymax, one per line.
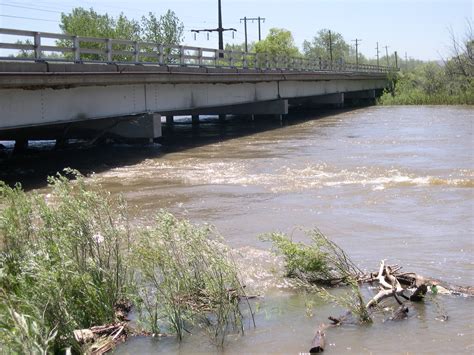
<box><xmin>0</xmin><ymin>3</ymin><xmax>62</xmax><ymax>13</ymax></box>
<box><xmin>0</xmin><ymin>14</ymin><xmax>59</xmax><ymax>23</ymax></box>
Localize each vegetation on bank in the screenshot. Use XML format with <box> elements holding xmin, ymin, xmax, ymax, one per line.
<box><xmin>379</xmin><ymin>62</ymin><xmax>474</xmax><ymax>105</ymax></box>
<box><xmin>379</xmin><ymin>25</ymin><xmax>473</xmax><ymax>105</ymax></box>
<box><xmin>0</xmin><ymin>171</ymin><xmax>250</xmax><ymax>353</ymax></box>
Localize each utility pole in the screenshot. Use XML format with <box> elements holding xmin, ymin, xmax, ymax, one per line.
<box><xmin>191</xmin><ymin>0</ymin><xmax>236</xmax><ymax>57</ymax></box>
<box><xmin>394</xmin><ymin>51</ymin><xmax>398</xmax><ymax>69</ymax></box>
<box><xmin>328</xmin><ymin>30</ymin><xmax>333</xmax><ymax>63</ymax></box>
<box><xmin>257</xmin><ymin>16</ymin><xmax>265</xmax><ymax>41</ymax></box>
<box><xmin>352</xmin><ymin>38</ymin><xmax>362</xmax><ymax>66</ymax></box>
<box><xmin>218</xmin><ymin>0</ymin><xmax>223</xmax><ymax>53</ymax></box>
<box><xmin>375</xmin><ymin>42</ymin><xmax>380</xmax><ymax>67</ymax></box>
<box><xmin>240</xmin><ymin>16</ymin><xmax>266</xmax><ymax>52</ymax></box>
<box><xmin>384</xmin><ymin>45</ymin><xmax>390</xmax><ymax>67</ymax></box>
<box><xmin>240</xmin><ymin>17</ymin><xmax>248</xmax><ymax>52</ymax></box>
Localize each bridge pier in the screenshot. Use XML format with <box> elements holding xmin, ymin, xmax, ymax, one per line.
<box><xmin>219</xmin><ymin>114</ymin><xmax>226</xmax><ymax>122</ymax></box>
<box><xmin>166</xmin><ymin>115</ymin><xmax>174</xmax><ymax>125</ymax></box>
<box><xmin>192</xmin><ymin>115</ymin><xmax>200</xmax><ymax>125</ymax></box>
<box><xmin>13</xmin><ymin>138</ymin><xmax>28</xmax><ymax>154</ymax></box>
<box><xmin>106</xmin><ymin>113</ymin><xmax>161</xmax><ymax>140</ymax></box>
<box><xmin>55</xmin><ymin>137</ymin><xmax>69</xmax><ymax>149</ymax></box>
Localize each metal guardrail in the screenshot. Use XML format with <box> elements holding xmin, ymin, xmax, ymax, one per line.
<box><xmin>0</xmin><ymin>28</ymin><xmax>393</xmax><ymax>73</ymax></box>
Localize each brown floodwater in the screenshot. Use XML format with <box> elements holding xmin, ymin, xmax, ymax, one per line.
<box><xmin>2</xmin><ymin>105</ymin><xmax>473</xmax><ymax>353</ymax></box>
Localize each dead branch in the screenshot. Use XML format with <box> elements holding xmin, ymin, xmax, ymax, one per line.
<box><xmin>366</xmin><ymin>260</ymin><xmax>405</xmax><ymax>308</ymax></box>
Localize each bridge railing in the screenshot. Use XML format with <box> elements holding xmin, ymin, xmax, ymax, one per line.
<box><xmin>0</xmin><ymin>28</ymin><xmax>394</xmax><ymax>73</ymax></box>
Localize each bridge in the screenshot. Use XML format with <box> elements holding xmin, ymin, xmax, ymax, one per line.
<box><xmin>0</xmin><ymin>28</ymin><xmax>393</xmax><ymax>147</ymax></box>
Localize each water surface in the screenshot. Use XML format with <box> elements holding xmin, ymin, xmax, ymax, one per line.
<box><xmin>3</xmin><ymin>106</ymin><xmax>473</xmax><ymax>353</ymax></box>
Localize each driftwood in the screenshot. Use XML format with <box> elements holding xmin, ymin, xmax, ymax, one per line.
<box><xmin>73</xmin><ymin>300</ymin><xmax>132</xmax><ymax>354</ymax></box>
<box><xmin>308</xmin><ymin>259</ymin><xmax>473</xmax><ymax>353</ymax></box>
<box><xmin>328</xmin><ymin>311</ymin><xmax>354</xmax><ymax>326</ymax></box>
<box><xmin>74</xmin><ymin>322</ymin><xmax>127</xmax><ymax>355</ymax></box>
<box><xmin>389</xmin><ymin>304</ymin><xmax>409</xmax><ymax>321</ymax></box>
<box><xmin>366</xmin><ymin>260</ymin><xmax>406</xmax><ymax>308</ymax></box>
<box><xmin>309</xmin><ymin>325</ymin><xmax>326</xmax><ymax>353</ymax></box>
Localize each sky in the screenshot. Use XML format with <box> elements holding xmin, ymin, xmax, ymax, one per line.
<box><xmin>0</xmin><ymin>0</ymin><xmax>472</xmax><ymax>61</ymax></box>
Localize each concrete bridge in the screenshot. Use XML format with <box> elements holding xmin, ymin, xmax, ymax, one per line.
<box><xmin>0</xmin><ymin>28</ymin><xmax>393</xmax><ymax>146</ymax></box>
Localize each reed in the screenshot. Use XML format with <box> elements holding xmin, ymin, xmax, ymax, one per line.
<box><xmin>131</xmin><ymin>211</ymin><xmax>250</xmax><ymax>346</ymax></box>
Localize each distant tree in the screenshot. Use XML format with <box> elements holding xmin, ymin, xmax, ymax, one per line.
<box><xmin>444</xmin><ymin>20</ymin><xmax>474</xmax><ymax>78</ymax></box>
<box><xmin>303</xmin><ymin>29</ymin><xmax>349</xmax><ymax>62</ymax></box>
<box><xmin>225</xmin><ymin>42</ymin><xmax>255</xmax><ymax>53</ymax></box>
<box><xmin>58</xmin><ymin>8</ymin><xmax>140</xmax><ymax>61</ymax></box>
<box><xmin>254</xmin><ymin>28</ymin><xmax>300</xmax><ymax>57</ymax></box>
<box><xmin>140</xmin><ymin>10</ymin><xmax>184</xmax><ymax>46</ymax></box>
<box><xmin>60</xmin><ymin>7</ymin><xmax>140</xmax><ymax>40</ymax></box>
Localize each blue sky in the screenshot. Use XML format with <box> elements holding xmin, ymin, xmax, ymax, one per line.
<box><xmin>0</xmin><ymin>0</ymin><xmax>472</xmax><ymax>60</ymax></box>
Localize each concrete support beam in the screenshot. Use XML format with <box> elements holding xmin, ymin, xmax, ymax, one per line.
<box><xmin>192</xmin><ymin>115</ymin><xmax>199</xmax><ymax>125</ymax></box>
<box><xmin>289</xmin><ymin>93</ymin><xmax>344</xmax><ymax>108</ymax></box>
<box><xmin>166</xmin><ymin>115</ymin><xmax>174</xmax><ymax>125</ymax></box>
<box><xmin>160</xmin><ymin>99</ymin><xmax>289</xmax><ymax>117</ymax></box>
<box><xmin>344</xmin><ymin>89</ymin><xmax>376</xmax><ymax>100</ymax></box>
<box><xmin>219</xmin><ymin>114</ymin><xmax>226</xmax><ymax>122</ymax></box>
<box><xmin>344</xmin><ymin>89</ymin><xmax>377</xmax><ymax>106</ymax></box>
<box><xmin>0</xmin><ymin>114</ymin><xmax>162</xmax><ymax>141</ymax></box>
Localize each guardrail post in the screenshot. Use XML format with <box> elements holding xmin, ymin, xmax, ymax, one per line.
<box><xmin>158</xmin><ymin>45</ymin><xmax>164</xmax><ymax>65</ymax></box>
<box><xmin>198</xmin><ymin>48</ymin><xmax>203</xmax><ymax>66</ymax></box>
<box><xmin>73</xmin><ymin>36</ymin><xmax>80</xmax><ymax>62</ymax></box>
<box><xmin>34</xmin><ymin>32</ymin><xmax>41</xmax><ymax>60</ymax></box>
<box><xmin>180</xmin><ymin>45</ymin><xmax>184</xmax><ymax>66</ymax></box>
<box><xmin>106</xmin><ymin>38</ymin><xmax>112</xmax><ymax>62</ymax></box>
<box><xmin>229</xmin><ymin>50</ymin><xmax>234</xmax><ymax>67</ymax></box>
<box><xmin>133</xmin><ymin>41</ymin><xmax>139</xmax><ymax>63</ymax></box>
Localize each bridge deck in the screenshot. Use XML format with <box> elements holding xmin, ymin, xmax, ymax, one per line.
<box><xmin>0</xmin><ymin>62</ymin><xmax>388</xmax><ymax>89</ymax></box>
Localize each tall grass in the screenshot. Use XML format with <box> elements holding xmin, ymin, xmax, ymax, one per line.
<box><xmin>0</xmin><ymin>171</ymin><xmax>252</xmax><ymax>352</ymax></box>
<box><xmin>0</xmin><ymin>170</ymin><xmax>132</xmax><ymax>352</ymax></box>
<box><xmin>132</xmin><ymin>212</ymin><xmax>249</xmax><ymax>346</ymax></box>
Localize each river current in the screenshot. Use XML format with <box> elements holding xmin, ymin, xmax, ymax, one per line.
<box><xmin>2</xmin><ymin>105</ymin><xmax>473</xmax><ymax>353</ymax></box>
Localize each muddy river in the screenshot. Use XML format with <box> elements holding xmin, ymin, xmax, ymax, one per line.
<box><xmin>2</xmin><ymin>105</ymin><xmax>473</xmax><ymax>353</ymax></box>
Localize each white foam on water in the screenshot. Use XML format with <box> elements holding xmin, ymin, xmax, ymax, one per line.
<box><xmin>97</xmin><ymin>159</ymin><xmax>474</xmax><ymax>192</ymax></box>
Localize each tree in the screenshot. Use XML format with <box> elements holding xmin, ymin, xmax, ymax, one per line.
<box><xmin>140</xmin><ymin>10</ymin><xmax>184</xmax><ymax>46</ymax></box>
<box><xmin>58</xmin><ymin>8</ymin><xmax>140</xmax><ymax>61</ymax></box>
<box><xmin>60</xmin><ymin>7</ymin><xmax>140</xmax><ymax>40</ymax></box>
<box><xmin>303</xmin><ymin>29</ymin><xmax>349</xmax><ymax>62</ymax></box>
<box><xmin>254</xmin><ymin>28</ymin><xmax>300</xmax><ymax>57</ymax></box>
